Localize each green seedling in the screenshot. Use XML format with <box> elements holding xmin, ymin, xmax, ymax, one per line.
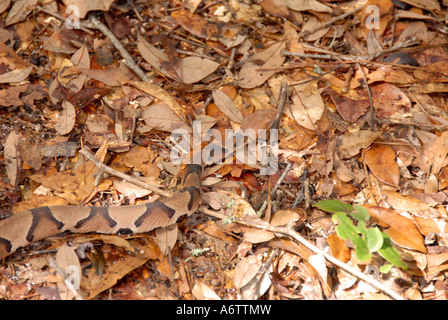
<box><xmin>314</xmin><ymin>200</ymin><xmax>407</xmax><ymax>270</ymax></box>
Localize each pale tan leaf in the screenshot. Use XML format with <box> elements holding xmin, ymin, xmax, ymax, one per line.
<box><xmin>4</xmin><ymin>131</ymin><xmax>22</xmax><ymax>186</ymax></box>
<box><xmin>212</xmin><ymin>89</ymin><xmax>243</xmax><ymax>123</ymax></box>
<box><xmin>55</xmin><ymin>100</ymin><xmax>76</xmax><ymax>135</ymax></box>
<box><xmin>55</xmin><ymin>243</ymin><xmax>81</xmax><ymax>300</ymax></box>
<box><xmin>0</xmin><ymin>0</ymin><xmax>10</xmax><ymax>14</ymax></box>
<box><xmin>396</xmin><ymin>0</ymin><xmax>440</xmax><ymax>11</ymax></box>
<box><xmin>286</xmin><ymin>79</ymin><xmax>325</xmax><ymax>130</ymax></box>
<box><xmin>112</xmin><ymin>180</ymin><xmax>152</xmax><ymax>198</ymax></box>
<box><xmin>285</xmin><ymin>0</ymin><xmax>332</xmax><ymax>13</ymax></box>
<box><xmin>137</xmin><ymin>33</ymin><xmax>177</xmax><ymax>81</ymax></box>
<box><xmin>61</xmin><ymin>0</ymin><xmax>114</xmax><ymax>19</ymax></box>
<box><xmin>337</xmin><ymin>130</ymin><xmax>382</xmax><ymax>159</ymax></box>
<box><xmin>0</xmin><ymin>66</ymin><xmax>32</xmax><ymax>84</ymax></box>
<box><xmin>5</xmin><ymin>0</ymin><xmax>37</xmax><ymax>26</ymax></box>
<box><xmin>415</xmin><ymin>130</ymin><xmax>448</xmax><ymax>175</ymax></box>
<box><xmin>192</xmin><ymin>281</ymin><xmax>221</xmax><ymax>300</ymax></box>
<box><xmin>270</xmin><ymin>209</ymin><xmax>301</xmax><ymax>226</ymax></box>
<box><xmin>132</xmin><ymin>81</ymin><xmax>185</xmax><ymax>120</ymax></box>
<box><xmin>180</xmin><ymin>56</ymin><xmax>220</xmax><ymax>84</ymax></box>
<box><xmin>141</xmin><ymin>104</ymin><xmax>187</xmax><ymax>132</ymax></box>
<box><xmin>234</xmin><ymin>255</ymin><xmax>262</xmax><ymax>289</ymax></box>
<box><xmin>155</xmin><ymin>224</ymin><xmax>178</xmax><ymax>256</ymax></box>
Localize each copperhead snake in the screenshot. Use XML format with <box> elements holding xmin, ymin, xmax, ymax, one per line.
<box><xmin>0</xmin><ymin>164</ymin><xmax>203</xmax><ymax>260</ymax></box>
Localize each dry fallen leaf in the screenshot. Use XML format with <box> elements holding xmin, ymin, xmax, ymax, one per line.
<box><xmin>141</xmin><ymin>104</ymin><xmax>188</xmax><ymax>132</ymax></box>
<box><xmin>337</xmin><ymin>130</ymin><xmax>382</xmax><ymax>159</ymax></box>
<box><xmin>364</xmin><ymin>205</ymin><xmax>427</xmax><ymax>253</ymax></box>
<box><xmin>285</xmin><ymin>0</ymin><xmax>332</xmax><ymax>13</ymax></box>
<box><xmin>212</xmin><ymin>89</ymin><xmax>243</xmax><ymax>123</ymax></box>
<box><xmin>238</xmin><ymin>41</ymin><xmax>286</xmax><ymax>89</ymax></box>
<box><xmin>181</xmin><ymin>56</ymin><xmax>220</xmax><ymax>84</ymax></box>
<box><xmin>61</xmin><ymin>0</ymin><xmax>115</xmax><ymax>19</ymax></box>
<box><xmin>364</xmin><ymin>144</ymin><xmax>400</xmax><ymax>187</ymax></box>
<box><xmin>55</xmin><ymin>100</ymin><xmax>76</xmax><ymax>136</ymax></box>
<box><xmin>4</xmin><ymin>131</ymin><xmax>22</xmax><ymax>187</ymax></box>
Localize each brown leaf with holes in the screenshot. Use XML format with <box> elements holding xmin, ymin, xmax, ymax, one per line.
<box><xmin>363</xmin><ymin>205</ymin><xmax>427</xmax><ymax>253</ymax></box>
<box><xmin>364</xmin><ymin>144</ymin><xmax>400</xmax><ymax>187</ymax></box>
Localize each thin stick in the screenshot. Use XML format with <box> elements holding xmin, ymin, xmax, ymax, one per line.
<box><xmin>82</xmin><ymin>17</ymin><xmax>149</xmax><ymax>82</ymax></box>
<box><xmin>356</xmin><ymin>62</ymin><xmax>376</xmax><ymax>131</ymax></box>
<box><xmin>79</xmin><ymin>149</ymin><xmax>171</xmax><ymax>198</ymax></box>
<box><xmin>48</xmin><ymin>258</ymin><xmax>84</xmax><ymax>300</ymax></box>
<box><xmin>300</xmin><ymin>6</ymin><xmax>363</xmax><ymax>38</ymax></box>
<box><xmin>257</xmin><ymin>161</ymin><xmax>293</xmax><ymax>217</ymax></box>
<box><xmin>198</xmin><ymin>205</ymin><xmax>406</xmax><ymax>300</ymax></box>
<box><xmin>271</xmin><ymin>81</ymin><xmax>289</xmax><ymax>130</ymax></box>
<box><xmin>35</xmin><ymin>5</ymin><xmax>94</xmax><ymax>34</ymax></box>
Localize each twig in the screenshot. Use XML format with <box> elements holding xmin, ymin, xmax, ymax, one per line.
<box><xmin>300</xmin><ymin>6</ymin><xmax>363</xmax><ymax>39</ymax></box>
<box><xmin>79</xmin><ymin>149</ymin><xmax>171</xmax><ymax>198</ymax></box>
<box><xmin>82</xmin><ymin>17</ymin><xmax>149</xmax><ymax>82</ymax></box>
<box><xmin>355</xmin><ymin>63</ymin><xmax>376</xmax><ymax>131</ymax></box>
<box><xmin>198</xmin><ymin>205</ymin><xmax>406</xmax><ymax>300</ymax></box>
<box><xmin>283</xmin><ymin>51</ymin><xmax>333</xmax><ymax>60</ymax></box>
<box><xmin>271</xmin><ymin>81</ymin><xmax>289</xmax><ymax>130</ymax></box>
<box><xmin>257</xmin><ymin>161</ymin><xmax>293</xmax><ymax>217</ymax></box>
<box><xmin>35</xmin><ymin>5</ymin><xmax>94</xmax><ymax>34</ymax></box>
<box><xmin>48</xmin><ymin>258</ymin><xmax>84</xmax><ymax>300</ymax></box>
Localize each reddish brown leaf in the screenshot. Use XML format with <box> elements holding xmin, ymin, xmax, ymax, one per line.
<box><xmin>363</xmin><ymin>205</ymin><xmax>427</xmax><ymax>253</ymax></box>
<box><xmin>364</xmin><ymin>144</ymin><xmax>400</xmax><ymax>187</ymax></box>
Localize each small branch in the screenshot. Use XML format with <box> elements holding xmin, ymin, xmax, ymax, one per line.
<box><xmin>36</xmin><ymin>5</ymin><xmax>94</xmax><ymax>34</ymax></box>
<box><xmin>271</xmin><ymin>81</ymin><xmax>289</xmax><ymax>130</ymax></box>
<box><xmin>257</xmin><ymin>161</ymin><xmax>293</xmax><ymax>217</ymax></box>
<box><xmin>82</xmin><ymin>17</ymin><xmax>149</xmax><ymax>82</ymax></box>
<box><xmin>355</xmin><ymin>63</ymin><xmax>376</xmax><ymax>131</ymax></box>
<box><xmin>300</xmin><ymin>6</ymin><xmax>363</xmax><ymax>39</ymax></box>
<box><xmin>198</xmin><ymin>205</ymin><xmax>406</xmax><ymax>300</ymax></box>
<box><xmin>79</xmin><ymin>149</ymin><xmax>171</xmax><ymax>198</ymax></box>
<box><xmin>283</xmin><ymin>51</ymin><xmax>333</xmax><ymax>60</ymax></box>
<box><xmin>48</xmin><ymin>258</ymin><xmax>84</xmax><ymax>300</ymax></box>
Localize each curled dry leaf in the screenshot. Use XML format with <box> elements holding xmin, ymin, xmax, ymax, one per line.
<box><xmin>55</xmin><ymin>100</ymin><xmax>76</xmax><ymax>135</ymax></box>
<box><xmin>363</xmin><ymin>205</ymin><xmax>427</xmax><ymax>253</ymax></box>
<box><xmin>364</xmin><ymin>144</ymin><xmax>400</xmax><ymax>187</ymax></box>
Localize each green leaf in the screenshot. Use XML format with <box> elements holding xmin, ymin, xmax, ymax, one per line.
<box><xmin>314</xmin><ymin>200</ymin><xmax>353</xmax><ymax>214</ymax></box>
<box><xmin>377</xmin><ymin>233</ymin><xmax>407</xmax><ymax>270</ymax></box>
<box><xmin>332</xmin><ymin>212</ymin><xmax>371</xmax><ymax>261</ymax></box>
<box><xmin>366</xmin><ymin>227</ymin><xmax>383</xmax><ymax>252</ymax></box>
<box><xmin>352</xmin><ymin>205</ymin><xmax>370</xmax><ymax>223</ymax></box>
<box><xmin>379</xmin><ymin>264</ymin><xmax>393</xmax><ymax>274</ymax></box>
